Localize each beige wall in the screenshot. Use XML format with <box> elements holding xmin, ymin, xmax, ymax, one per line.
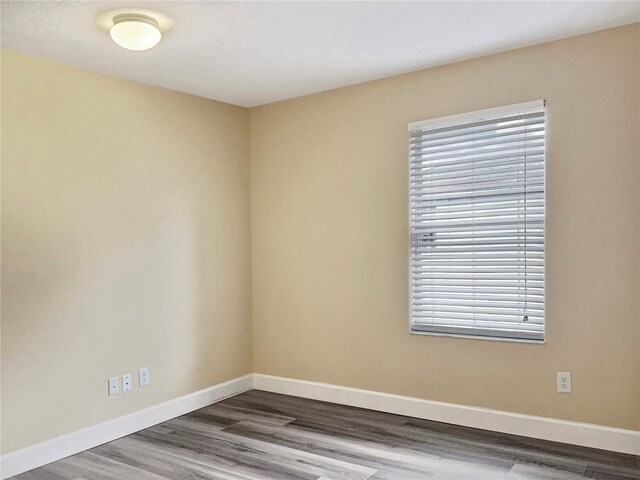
<box><xmin>250</xmin><ymin>24</ymin><xmax>640</xmax><ymax>430</ymax></box>
<box><xmin>1</xmin><ymin>49</ymin><xmax>253</xmax><ymax>453</ymax></box>
<box><xmin>2</xmin><ymin>23</ymin><xmax>639</xmax><ymax>456</ymax></box>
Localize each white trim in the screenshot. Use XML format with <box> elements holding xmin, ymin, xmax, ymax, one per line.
<box><xmin>407</xmin><ymin>100</ymin><xmax>546</xmax><ymax>344</ymax></box>
<box><xmin>3</xmin><ymin>373</ymin><xmax>638</xmax><ymax>478</ymax></box>
<box><xmin>409</xmin><ymin>329</ymin><xmax>546</xmax><ymax>344</ymax></box>
<box><xmin>408</xmin><ymin>99</ymin><xmax>545</xmax><ymax>131</ymax></box>
<box><xmin>253</xmin><ymin>374</ymin><xmax>640</xmax><ymax>456</ymax></box>
<box><xmin>0</xmin><ymin>374</ymin><xmax>253</xmax><ymax>479</ymax></box>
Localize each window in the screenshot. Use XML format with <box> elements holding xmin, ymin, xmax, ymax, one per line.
<box><xmin>408</xmin><ymin>101</ymin><xmax>545</xmax><ymax>342</ymax></box>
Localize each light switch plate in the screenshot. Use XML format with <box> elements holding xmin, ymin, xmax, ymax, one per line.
<box><xmin>108</xmin><ymin>376</ymin><xmax>120</xmax><ymax>396</ymax></box>
<box><xmin>122</xmin><ymin>373</ymin><xmax>132</xmax><ymax>393</ymax></box>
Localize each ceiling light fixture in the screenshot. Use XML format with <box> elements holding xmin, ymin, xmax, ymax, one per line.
<box><xmin>110</xmin><ymin>13</ymin><xmax>162</xmax><ymax>51</ymax></box>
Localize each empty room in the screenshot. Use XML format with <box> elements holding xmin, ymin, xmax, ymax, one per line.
<box><xmin>1</xmin><ymin>1</ymin><xmax>639</xmax><ymax>479</ymax></box>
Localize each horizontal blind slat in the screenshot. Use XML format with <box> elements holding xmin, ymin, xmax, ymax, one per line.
<box><xmin>412</xmin><ymin>163</ymin><xmax>544</xmax><ymax>186</ymax></box>
<box><xmin>411</xmin><ymin>132</ymin><xmax>546</xmax><ymax>158</ymax></box>
<box><xmin>411</xmin><ymin>156</ymin><xmax>544</xmax><ymax>175</ymax></box>
<box><xmin>411</xmin><ymin>202</ymin><xmax>544</xmax><ymax>217</ymax></box>
<box><xmin>412</xmin><ymin>190</ymin><xmax>543</xmax><ymax>208</ymax></box>
<box><xmin>410</xmin><ymin>124</ymin><xmax>545</xmax><ymax>152</ymax></box>
<box><xmin>410</xmin><ymin>111</ymin><xmax>544</xmax><ymax>138</ymax></box>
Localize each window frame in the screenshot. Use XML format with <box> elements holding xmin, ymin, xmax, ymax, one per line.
<box><xmin>407</xmin><ymin>100</ymin><xmax>546</xmax><ymax>343</ymax></box>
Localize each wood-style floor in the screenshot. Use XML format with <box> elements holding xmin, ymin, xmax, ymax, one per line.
<box><xmin>12</xmin><ymin>390</ymin><xmax>640</xmax><ymax>480</ymax></box>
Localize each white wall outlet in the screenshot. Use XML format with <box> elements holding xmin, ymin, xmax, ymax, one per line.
<box><xmin>139</xmin><ymin>367</ymin><xmax>150</xmax><ymax>387</ymax></box>
<box><xmin>108</xmin><ymin>376</ymin><xmax>120</xmax><ymax>396</ymax></box>
<box><xmin>122</xmin><ymin>373</ymin><xmax>132</xmax><ymax>393</ymax></box>
<box><xmin>557</xmin><ymin>372</ymin><xmax>572</xmax><ymax>393</ymax></box>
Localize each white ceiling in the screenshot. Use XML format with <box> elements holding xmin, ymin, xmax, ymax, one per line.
<box><xmin>2</xmin><ymin>1</ymin><xmax>639</xmax><ymax>107</ymax></box>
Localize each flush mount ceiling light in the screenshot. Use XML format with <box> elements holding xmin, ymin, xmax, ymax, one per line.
<box><xmin>110</xmin><ymin>13</ymin><xmax>161</xmax><ymax>50</ymax></box>
<box><xmin>97</xmin><ymin>9</ymin><xmax>173</xmax><ymax>51</ymax></box>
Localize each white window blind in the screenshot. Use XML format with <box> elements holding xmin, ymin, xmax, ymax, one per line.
<box><xmin>408</xmin><ymin>100</ymin><xmax>545</xmax><ymax>341</ymax></box>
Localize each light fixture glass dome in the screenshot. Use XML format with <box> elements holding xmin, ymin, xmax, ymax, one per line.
<box><xmin>110</xmin><ymin>14</ymin><xmax>161</xmax><ymax>51</ymax></box>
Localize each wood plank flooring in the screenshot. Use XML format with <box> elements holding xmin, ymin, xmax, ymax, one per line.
<box><xmin>12</xmin><ymin>390</ymin><xmax>640</xmax><ymax>480</ymax></box>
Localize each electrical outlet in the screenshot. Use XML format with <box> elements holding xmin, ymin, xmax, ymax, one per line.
<box><xmin>122</xmin><ymin>373</ymin><xmax>132</xmax><ymax>393</ymax></box>
<box><xmin>557</xmin><ymin>372</ymin><xmax>571</xmax><ymax>393</ymax></box>
<box><xmin>108</xmin><ymin>376</ymin><xmax>120</xmax><ymax>396</ymax></box>
<box><xmin>139</xmin><ymin>367</ymin><xmax>150</xmax><ymax>387</ymax></box>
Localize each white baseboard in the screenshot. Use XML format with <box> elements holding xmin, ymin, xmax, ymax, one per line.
<box><xmin>3</xmin><ymin>373</ymin><xmax>638</xmax><ymax>479</ymax></box>
<box><xmin>0</xmin><ymin>374</ymin><xmax>253</xmax><ymax>479</ymax></box>
<box><xmin>253</xmin><ymin>374</ymin><xmax>640</xmax><ymax>456</ymax></box>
